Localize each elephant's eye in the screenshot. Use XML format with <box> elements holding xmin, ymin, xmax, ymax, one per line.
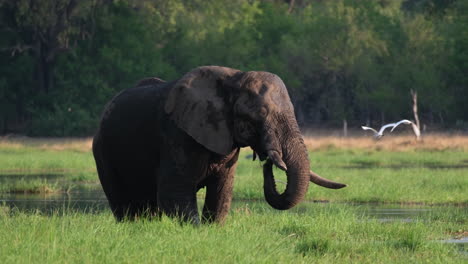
<box><xmin>239</xmin><ymin>120</ymin><xmax>253</xmax><ymax>131</ymax></box>
<box><xmin>259</xmin><ymin>107</ymin><xmax>268</xmax><ymax>118</ymax></box>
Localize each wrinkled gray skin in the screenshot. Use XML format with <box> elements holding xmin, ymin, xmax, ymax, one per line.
<box><xmin>93</xmin><ymin>66</ymin><xmax>346</xmax><ymax>224</ymax></box>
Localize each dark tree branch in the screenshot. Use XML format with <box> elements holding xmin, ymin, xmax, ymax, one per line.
<box><xmin>1</xmin><ymin>43</ymin><xmax>35</xmax><ymax>56</ymax></box>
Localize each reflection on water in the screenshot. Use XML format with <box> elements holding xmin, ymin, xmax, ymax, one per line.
<box><xmin>440</xmin><ymin>237</ymin><xmax>468</xmax><ymax>257</ymax></box>
<box><xmin>357</xmin><ymin>206</ymin><xmax>434</xmax><ymax>222</ymax></box>
<box><xmin>0</xmin><ymin>183</ymin><xmax>108</xmax><ymax>214</ymax></box>
<box><xmin>0</xmin><ymin>183</ymin><xmax>465</xmax><ymax>222</ymax></box>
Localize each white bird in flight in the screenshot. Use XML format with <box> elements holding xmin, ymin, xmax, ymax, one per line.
<box><xmin>361</xmin><ymin>119</ymin><xmax>413</xmax><ymax>139</ymax></box>
<box><xmin>390</xmin><ymin>120</ymin><xmax>421</xmax><ymax>140</ymax></box>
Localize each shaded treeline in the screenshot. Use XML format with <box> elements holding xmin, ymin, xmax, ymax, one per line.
<box><xmin>0</xmin><ymin>0</ymin><xmax>467</xmax><ymax>136</ymax></box>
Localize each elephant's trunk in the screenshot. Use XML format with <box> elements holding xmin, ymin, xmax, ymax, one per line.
<box><xmin>262</xmin><ymin>116</ymin><xmax>347</xmax><ymax>210</ymax></box>
<box><xmin>263</xmin><ymin>119</ymin><xmax>311</xmax><ymax>210</ymax></box>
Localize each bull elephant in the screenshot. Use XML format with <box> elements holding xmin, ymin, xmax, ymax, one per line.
<box><xmin>92</xmin><ymin>66</ymin><xmax>346</xmax><ymax>224</ymax></box>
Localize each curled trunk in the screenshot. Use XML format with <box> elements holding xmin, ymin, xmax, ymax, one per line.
<box><xmin>262</xmin><ymin>118</ymin><xmax>346</xmax><ymax>210</ymax></box>
<box><xmin>263</xmin><ymin>128</ymin><xmax>311</xmax><ymax>210</ymax></box>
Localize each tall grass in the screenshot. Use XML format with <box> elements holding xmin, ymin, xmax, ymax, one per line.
<box><xmin>0</xmin><ymin>204</ymin><xmax>465</xmax><ymax>263</ymax></box>
<box><xmin>0</xmin><ymin>178</ymin><xmax>61</xmax><ymax>193</ymax></box>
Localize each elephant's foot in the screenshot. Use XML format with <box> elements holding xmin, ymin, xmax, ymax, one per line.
<box><xmin>158</xmin><ymin>195</ymin><xmax>200</xmax><ymax>224</ymax></box>
<box><xmin>109</xmin><ymin>201</ymin><xmax>160</xmax><ymax>221</ymax></box>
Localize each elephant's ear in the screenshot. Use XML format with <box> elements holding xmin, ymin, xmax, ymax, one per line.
<box><xmin>164</xmin><ymin>66</ymin><xmax>239</xmax><ymax>155</ymax></box>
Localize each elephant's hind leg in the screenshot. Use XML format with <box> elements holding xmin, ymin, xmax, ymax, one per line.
<box><xmin>93</xmin><ymin>136</ymin><xmax>124</xmax><ymax>220</ymax></box>
<box><xmin>94</xmin><ymin>136</ymin><xmax>159</xmax><ymax>221</ymax></box>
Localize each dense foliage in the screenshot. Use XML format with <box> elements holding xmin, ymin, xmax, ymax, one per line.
<box><xmin>0</xmin><ymin>0</ymin><xmax>467</xmax><ymax>136</ymax></box>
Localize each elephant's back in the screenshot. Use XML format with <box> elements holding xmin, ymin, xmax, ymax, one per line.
<box><xmin>100</xmin><ymin>84</ymin><xmax>166</xmax><ymax>130</ymax></box>
<box><xmin>96</xmin><ymin>81</ymin><xmax>171</xmax><ymax>160</ymax></box>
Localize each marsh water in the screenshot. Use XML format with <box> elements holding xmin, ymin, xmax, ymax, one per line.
<box><xmin>0</xmin><ymin>184</ymin><xmax>107</xmax><ymax>213</ymax></box>
<box><xmin>0</xmin><ymin>187</ymin><xmax>456</xmax><ymax>219</ymax></box>
<box><xmin>1</xmin><ymin>175</ymin><xmax>466</xmax><ymax>253</ymax></box>
<box><xmin>0</xmin><ymin>180</ymin><xmax>461</xmax><ymax>219</ymax></box>
<box><xmin>1</xmin><ymin>176</ymin><xmax>466</xmax><ymax>219</ymax></box>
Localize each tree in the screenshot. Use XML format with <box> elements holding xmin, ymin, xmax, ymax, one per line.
<box><xmin>0</xmin><ymin>0</ymin><xmax>99</xmax><ymax>94</ymax></box>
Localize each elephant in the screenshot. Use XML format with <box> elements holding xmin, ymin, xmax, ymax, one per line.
<box><xmin>92</xmin><ymin>66</ymin><xmax>346</xmax><ymax>224</ymax></box>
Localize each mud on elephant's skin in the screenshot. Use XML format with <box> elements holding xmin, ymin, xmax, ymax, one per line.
<box><xmin>92</xmin><ymin>66</ymin><xmax>346</xmax><ymax>224</ymax></box>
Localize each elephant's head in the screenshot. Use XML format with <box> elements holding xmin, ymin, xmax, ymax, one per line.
<box><xmin>165</xmin><ymin>66</ymin><xmax>346</xmax><ymax>210</ymax></box>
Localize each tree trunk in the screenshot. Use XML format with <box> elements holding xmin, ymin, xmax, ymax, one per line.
<box><xmin>287</xmin><ymin>0</ymin><xmax>295</xmax><ymax>14</ymax></box>
<box><xmin>411</xmin><ymin>90</ymin><xmax>421</xmax><ymax>141</ymax></box>
<box><xmin>34</xmin><ymin>41</ymin><xmax>55</xmax><ymax>95</ymax></box>
<box><xmin>343</xmin><ymin>119</ymin><xmax>348</xmax><ymax>137</ymax></box>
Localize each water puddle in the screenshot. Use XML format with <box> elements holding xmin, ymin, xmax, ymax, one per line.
<box><xmin>3</xmin><ymin>186</ymin><xmax>463</xmax><ymax>223</ymax></box>
<box><xmin>2</xmin><ymin>185</ymin><xmax>465</xmax><ymax>223</ymax></box>
<box><xmin>0</xmin><ymin>180</ymin><xmax>465</xmax><ymax>220</ymax></box>
<box><xmin>440</xmin><ymin>237</ymin><xmax>468</xmax><ymax>257</ymax></box>
<box><xmin>0</xmin><ymin>183</ymin><xmax>107</xmax><ymax>214</ymax></box>
<box><xmin>357</xmin><ymin>206</ymin><xmax>434</xmax><ymax>222</ymax></box>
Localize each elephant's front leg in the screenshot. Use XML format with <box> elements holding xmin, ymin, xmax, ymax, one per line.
<box><xmin>157</xmin><ymin>144</ymin><xmax>211</xmax><ymax>224</ymax></box>
<box><xmin>157</xmin><ymin>176</ymin><xmax>199</xmax><ymax>224</ymax></box>
<box><xmin>202</xmin><ymin>149</ymin><xmax>240</xmax><ymax>224</ymax></box>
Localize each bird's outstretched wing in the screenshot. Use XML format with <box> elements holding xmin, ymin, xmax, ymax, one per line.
<box><xmin>363</xmin><ymin>120</ymin><xmax>416</xmax><ymax>139</ymax></box>
<box><xmin>361</xmin><ymin>126</ymin><xmax>378</xmax><ymax>134</ymax></box>
<box><xmin>390</xmin><ymin>119</ymin><xmax>412</xmax><ymax>132</ymax></box>
<box><xmin>378</xmin><ymin>122</ymin><xmax>398</xmax><ymax>135</ymax></box>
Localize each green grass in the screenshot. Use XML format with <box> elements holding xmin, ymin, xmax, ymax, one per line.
<box><xmin>235</xmin><ymin>149</ymin><xmax>468</xmax><ymax>205</ymax></box>
<box><xmin>0</xmin><ymin>204</ymin><xmax>465</xmax><ymax>263</ymax></box>
<box><xmin>0</xmin><ymin>138</ymin><xmax>466</xmax><ymax>263</ymax></box>
<box><xmin>0</xmin><ymin>147</ymin><xmax>94</xmax><ymax>175</ymax></box>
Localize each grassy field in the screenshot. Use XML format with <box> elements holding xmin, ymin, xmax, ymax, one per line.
<box><xmin>0</xmin><ymin>204</ymin><xmax>466</xmax><ymax>263</ymax></box>
<box><xmin>0</xmin><ymin>135</ymin><xmax>467</xmax><ymax>263</ymax></box>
